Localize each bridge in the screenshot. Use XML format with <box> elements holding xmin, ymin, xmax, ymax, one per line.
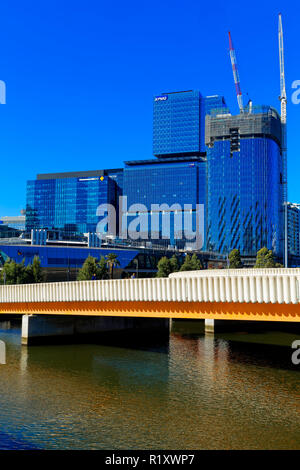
<box><xmin>0</xmin><ymin>268</ymin><xmax>300</xmax><ymax>344</ymax></box>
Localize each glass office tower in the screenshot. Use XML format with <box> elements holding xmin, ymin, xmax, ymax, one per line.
<box><xmin>153</xmin><ymin>91</ymin><xmax>229</xmax><ymax>157</ymax></box>
<box><xmin>26</xmin><ymin>169</ymin><xmax>123</xmax><ymax>235</ymax></box>
<box><xmin>205</xmin><ymin>106</ymin><xmax>284</xmax><ymax>257</ymax></box>
<box><xmin>122</xmin><ymin>156</ymin><xmax>206</xmax><ymax>248</ymax></box>
<box><xmin>124</xmin><ymin>90</ymin><xmax>228</xmax><ymax>248</ymax></box>
<box><xmin>153</xmin><ymin>90</ymin><xmax>204</xmax><ymax>156</ymax></box>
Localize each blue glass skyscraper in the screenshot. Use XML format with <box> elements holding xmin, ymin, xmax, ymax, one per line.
<box><xmin>153</xmin><ymin>91</ymin><xmax>228</xmax><ymax>157</ymax></box>
<box><xmin>205</xmin><ymin>106</ymin><xmax>284</xmax><ymax>257</ymax></box>
<box><xmin>153</xmin><ymin>90</ymin><xmax>204</xmax><ymax>156</ymax></box>
<box><xmin>122</xmin><ymin>89</ymin><xmax>215</xmax><ymax>248</ymax></box>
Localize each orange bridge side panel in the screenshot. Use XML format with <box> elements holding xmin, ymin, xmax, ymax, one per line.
<box><xmin>0</xmin><ymin>301</ymin><xmax>299</xmax><ymax>322</ymax></box>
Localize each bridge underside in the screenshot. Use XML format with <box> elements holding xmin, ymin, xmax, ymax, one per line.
<box><xmin>0</xmin><ymin>301</ymin><xmax>299</xmax><ymax>322</ymax></box>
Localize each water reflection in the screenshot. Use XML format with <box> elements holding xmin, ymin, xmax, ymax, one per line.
<box><xmin>0</xmin><ymin>320</ymin><xmax>299</xmax><ymax>450</ymax></box>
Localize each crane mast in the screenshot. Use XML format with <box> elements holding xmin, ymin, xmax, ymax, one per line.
<box><xmin>228</xmin><ymin>31</ymin><xmax>244</xmax><ymax>113</ymax></box>
<box><xmin>279</xmin><ymin>13</ymin><xmax>287</xmax><ymax>123</ymax></box>
<box><xmin>278</xmin><ymin>13</ymin><xmax>288</xmax><ymax>266</ymax></box>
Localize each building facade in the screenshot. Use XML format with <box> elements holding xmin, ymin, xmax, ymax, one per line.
<box><xmin>0</xmin><ymin>216</ymin><xmax>26</xmax><ymax>231</ymax></box>
<box><xmin>153</xmin><ymin>91</ymin><xmax>228</xmax><ymax>157</ymax></box>
<box><xmin>0</xmin><ymin>243</ymin><xmax>188</xmax><ymax>281</ymax></box>
<box><xmin>26</xmin><ymin>169</ymin><xmax>123</xmax><ymax>236</ymax></box>
<box><xmin>205</xmin><ymin>106</ymin><xmax>284</xmax><ymax>257</ymax></box>
<box><xmin>153</xmin><ymin>90</ymin><xmax>204</xmax><ymax>157</ymax></box>
<box><xmin>204</xmin><ymin>95</ymin><xmax>229</xmax><ymax>117</ymax></box>
<box><xmin>122</xmin><ymin>156</ymin><xmax>206</xmax><ymax>248</ymax></box>
<box><xmin>287</xmin><ymin>202</ymin><xmax>300</xmax><ymax>257</ymax></box>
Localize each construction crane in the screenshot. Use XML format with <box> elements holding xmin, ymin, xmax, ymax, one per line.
<box><xmin>279</xmin><ymin>13</ymin><xmax>287</xmax><ymax>124</ymax></box>
<box><xmin>278</xmin><ymin>13</ymin><xmax>288</xmax><ymax>267</ymax></box>
<box><xmin>228</xmin><ymin>31</ymin><xmax>244</xmax><ymax>113</ymax></box>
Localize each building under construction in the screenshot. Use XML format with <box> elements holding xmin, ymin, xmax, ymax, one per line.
<box><xmin>205</xmin><ymin>106</ymin><xmax>284</xmax><ymax>257</ymax></box>
<box><xmin>203</xmin><ymin>15</ymin><xmax>288</xmax><ymax>261</ymax></box>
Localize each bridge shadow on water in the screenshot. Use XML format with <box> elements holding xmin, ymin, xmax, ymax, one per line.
<box><xmin>1</xmin><ymin>318</ymin><xmax>299</xmax><ymax>372</ymax></box>
<box><xmin>0</xmin><ymin>317</ymin><xmax>170</xmax><ymax>355</ymax></box>
<box><xmin>171</xmin><ymin>319</ymin><xmax>300</xmax><ymax>371</ymax></box>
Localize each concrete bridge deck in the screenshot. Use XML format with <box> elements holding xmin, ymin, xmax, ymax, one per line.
<box><xmin>0</xmin><ymin>268</ymin><xmax>300</xmax><ymax>322</ymax></box>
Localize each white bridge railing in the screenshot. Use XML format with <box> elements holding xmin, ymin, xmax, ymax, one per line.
<box><xmin>0</xmin><ymin>268</ymin><xmax>300</xmax><ymax>305</ymax></box>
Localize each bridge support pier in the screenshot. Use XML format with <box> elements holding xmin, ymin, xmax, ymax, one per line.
<box><xmin>205</xmin><ymin>319</ymin><xmax>215</xmax><ymax>334</ymax></box>
<box><xmin>21</xmin><ymin>314</ymin><xmax>170</xmax><ymax>346</ymax></box>
<box><xmin>204</xmin><ymin>319</ymin><xmax>238</xmax><ymax>334</ymax></box>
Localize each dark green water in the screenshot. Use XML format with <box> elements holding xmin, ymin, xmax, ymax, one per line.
<box><xmin>0</xmin><ymin>320</ymin><xmax>299</xmax><ymax>450</ymax></box>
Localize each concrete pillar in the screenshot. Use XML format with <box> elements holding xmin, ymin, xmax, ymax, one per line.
<box><xmin>21</xmin><ymin>314</ymin><xmax>170</xmax><ymax>346</ymax></box>
<box><xmin>21</xmin><ymin>315</ymin><xmax>75</xmax><ymax>345</ymax></box>
<box><xmin>205</xmin><ymin>318</ymin><xmax>215</xmax><ymax>334</ymax></box>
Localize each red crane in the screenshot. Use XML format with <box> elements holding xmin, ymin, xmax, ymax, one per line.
<box><xmin>228</xmin><ymin>31</ymin><xmax>244</xmax><ymax>113</ymax></box>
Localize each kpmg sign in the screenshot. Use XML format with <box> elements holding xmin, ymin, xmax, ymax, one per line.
<box><xmin>154</xmin><ymin>95</ymin><xmax>168</xmax><ymax>102</ymax></box>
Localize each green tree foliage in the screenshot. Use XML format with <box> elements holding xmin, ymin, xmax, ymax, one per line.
<box><xmin>180</xmin><ymin>254</ymin><xmax>203</xmax><ymax>271</ymax></box>
<box><xmin>156</xmin><ymin>253</ymin><xmax>202</xmax><ymax>277</ymax></box>
<box><xmin>180</xmin><ymin>254</ymin><xmax>194</xmax><ymax>271</ymax></box>
<box><xmin>0</xmin><ymin>259</ymin><xmax>25</xmax><ymax>284</ymax></box>
<box><xmin>228</xmin><ymin>249</ymin><xmax>243</xmax><ymax>269</ymax></box>
<box><xmin>0</xmin><ymin>256</ymin><xmax>44</xmax><ymax>284</ymax></box>
<box><xmin>170</xmin><ymin>254</ymin><xmax>180</xmax><ymax>273</ymax></box>
<box><xmin>105</xmin><ymin>253</ymin><xmax>120</xmax><ymax>279</ymax></box>
<box><xmin>98</xmin><ymin>256</ymin><xmax>109</xmax><ymax>279</ymax></box>
<box><xmin>156</xmin><ymin>256</ymin><xmax>173</xmax><ymax>278</ymax></box>
<box><xmin>190</xmin><ymin>253</ymin><xmax>203</xmax><ymax>270</ymax></box>
<box><xmin>254</xmin><ymin>247</ymin><xmax>277</xmax><ymax>268</ymax></box>
<box><xmin>77</xmin><ymin>255</ymin><xmax>108</xmax><ymax>281</ymax></box>
<box><xmin>25</xmin><ymin>256</ymin><xmax>44</xmax><ymax>283</ymax></box>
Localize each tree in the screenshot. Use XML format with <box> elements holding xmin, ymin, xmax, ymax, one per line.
<box><xmin>77</xmin><ymin>256</ymin><xmax>101</xmax><ymax>281</ymax></box>
<box><xmin>105</xmin><ymin>253</ymin><xmax>120</xmax><ymax>279</ymax></box>
<box><xmin>180</xmin><ymin>254</ymin><xmax>194</xmax><ymax>271</ymax></box>
<box><xmin>156</xmin><ymin>256</ymin><xmax>173</xmax><ymax>278</ymax></box>
<box><xmin>0</xmin><ymin>257</ymin><xmax>44</xmax><ymax>284</ymax></box>
<box><xmin>0</xmin><ymin>258</ymin><xmax>27</xmax><ymax>284</ymax></box>
<box><xmin>170</xmin><ymin>254</ymin><xmax>180</xmax><ymax>273</ymax></box>
<box><xmin>98</xmin><ymin>256</ymin><xmax>109</xmax><ymax>279</ymax></box>
<box><xmin>25</xmin><ymin>256</ymin><xmax>43</xmax><ymax>283</ymax></box>
<box><xmin>254</xmin><ymin>247</ymin><xmax>277</xmax><ymax>268</ymax></box>
<box><xmin>77</xmin><ymin>255</ymin><xmax>109</xmax><ymax>281</ymax></box>
<box><xmin>190</xmin><ymin>253</ymin><xmax>203</xmax><ymax>270</ymax></box>
<box><xmin>228</xmin><ymin>249</ymin><xmax>243</xmax><ymax>269</ymax></box>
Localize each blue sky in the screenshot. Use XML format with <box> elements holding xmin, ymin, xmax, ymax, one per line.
<box><xmin>0</xmin><ymin>0</ymin><xmax>299</xmax><ymax>215</ymax></box>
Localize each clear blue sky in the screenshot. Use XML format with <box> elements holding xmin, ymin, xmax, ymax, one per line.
<box><xmin>0</xmin><ymin>0</ymin><xmax>299</xmax><ymax>215</ymax></box>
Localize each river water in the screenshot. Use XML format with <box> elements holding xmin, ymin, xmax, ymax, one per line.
<box><xmin>0</xmin><ymin>319</ymin><xmax>299</xmax><ymax>450</ymax></box>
